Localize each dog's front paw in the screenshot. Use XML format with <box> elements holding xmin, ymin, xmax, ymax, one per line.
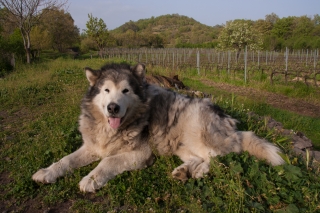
<box><xmin>32</xmin><ymin>168</ymin><xmax>57</xmax><ymax>184</ymax></box>
<box><xmin>172</xmin><ymin>165</ymin><xmax>189</xmax><ymax>182</ymax></box>
<box><xmin>192</xmin><ymin>162</ymin><xmax>209</xmax><ymax>179</ymax></box>
<box><xmin>79</xmin><ymin>176</ymin><xmax>101</xmax><ymax>193</ymax></box>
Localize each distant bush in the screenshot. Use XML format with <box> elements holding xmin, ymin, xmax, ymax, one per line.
<box><xmin>0</xmin><ymin>56</ymin><xmax>13</xmax><ymax>77</ymax></box>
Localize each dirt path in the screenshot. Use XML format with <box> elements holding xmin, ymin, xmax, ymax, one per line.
<box><xmin>200</xmin><ymin>79</ymin><xmax>320</xmax><ymax>118</ymax></box>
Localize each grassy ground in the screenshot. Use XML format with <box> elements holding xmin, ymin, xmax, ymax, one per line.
<box><xmin>0</xmin><ymin>58</ymin><xmax>319</xmax><ymax>212</ymax></box>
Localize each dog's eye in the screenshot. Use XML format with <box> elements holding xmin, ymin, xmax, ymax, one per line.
<box><xmin>122</xmin><ymin>89</ymin><xmax>129</xmax><ymax>94</ymax></box>
<box><xmin>105</xmin><ymin>89</ymin><xmax>109</xmax><ymax>93</ymax></box>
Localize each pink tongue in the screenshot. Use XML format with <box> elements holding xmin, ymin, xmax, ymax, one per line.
<box><xmin>109</xmin><ymin>117</ymin><xmax>121</xmax><ymax>129</ymax></box>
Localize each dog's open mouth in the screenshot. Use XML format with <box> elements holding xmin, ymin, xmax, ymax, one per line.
<box><xmin>108</xmin><ymin>117</ymin><xmax>122</xmax><ymax>129</ymax></box>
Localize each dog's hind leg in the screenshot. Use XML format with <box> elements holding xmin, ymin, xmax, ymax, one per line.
<box><xmin>79</xmin><ymin>145</ymin><xmax>153</xmax><ymax>192</ymax></box>
<box><xmin>172</xmin><ymin>157</ymin><xmax>211</xmax><ymax>182</ymax></box>
<box><xmin>32</xmin><ymin>145</ymin><xmax>99</xmax><ymax>184</ymax></box>
<box><xmin>172</xmin><ymin>143</ymin><xmax>213</xmax><ymax>182</ymax></box>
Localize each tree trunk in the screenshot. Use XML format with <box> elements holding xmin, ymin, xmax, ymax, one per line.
<box><xmin>10</xmin><ymin>53</ymin><xmax>15</xmax><ymax>68</ymax></box>
<box><xmin>98</xmin><ymin>46</ymin><xmax>105</xmax><ymax>58</ymax></box>
<box><xmin>26</xmin><ymin>32</ymin><xmax>32</xmax><ymax>63</ymax></box>
<box><xmin>236</xmin><ymin>48</ymin><xmax>241</xmax><ymax>63</ymax></box>
<box><xmin>20</xmin><ymin>28</ymin><xmax>32</xmax><ymax>63</ymax></box>
<box><xmin>26</xmin><ymin>47</ymin><xmax>31</xmax><ymax>64</ymax></box>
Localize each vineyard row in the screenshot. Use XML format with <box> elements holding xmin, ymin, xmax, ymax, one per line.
<box><xmin>95</xmin><ymin>48</ymin><xmax>320</xmax><ymax>87</ymax></box>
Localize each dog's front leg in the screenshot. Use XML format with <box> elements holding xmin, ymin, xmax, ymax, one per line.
<box><xmin>79</xmin><ymin>147</ymin><xmax>153</xmax><ymax>193</ymax></box>
<box><xmin>32</xmin><ymin>145</ymin><xmax>99</xmax><ymax>184</ymax></box>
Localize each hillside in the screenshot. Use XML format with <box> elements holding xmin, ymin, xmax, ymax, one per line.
<box><xmin>110</xmin><ymin>14</ymin><xmax>223</xmax><ymax>47</ymax></box>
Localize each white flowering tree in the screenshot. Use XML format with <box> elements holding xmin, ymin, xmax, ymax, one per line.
<box><xmin>218</xmin><ymin>19</ymin><xmax>263</xmax><ymax>59</ymax></box>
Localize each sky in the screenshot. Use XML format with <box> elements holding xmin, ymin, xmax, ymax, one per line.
<box><xmin>67</xmin><ymin>0</ymin><xmax>320</xmax><ymax>32</ymax></box>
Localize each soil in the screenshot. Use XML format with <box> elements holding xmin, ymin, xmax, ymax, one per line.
<box><xmin>200</xmin><ymin>79</ymin><xmax>320</xmax><ymax>118</ymax></box>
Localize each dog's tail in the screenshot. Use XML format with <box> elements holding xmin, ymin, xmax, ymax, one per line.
<box><xmin>240</xmin><ymin>131</ymin><xmax>284</xmax><ymax>166</ymax></box>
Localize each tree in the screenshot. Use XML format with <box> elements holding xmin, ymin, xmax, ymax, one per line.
<box><xmin>271</xmin><ymin>17</ymin><xmax>295</xmax><ymax>40</ymax></box>
<box><xmin>265</xmin><ymin>13</ymin><xmax>279</xmax><ymax>25</ymax></box>
<box><xmin>30</xmin><ymin>25</ymin><xmax>50</xmax><ymax>57</ymax></box>
<box><xmin>313</xmin><ymin>14</ymin><xmax>320</xmax><ymax>25</ymax></box>
<box><xmin>84</xmin><ymin>14</ymin><xmax>109</xmax><ymax>57</ymax></box>
<box><xmin>263</xmin><ymin>34</ymin><xmax>284</xmax><ymax>51</ymax></box>
<box><xmin>0</xmin><ymin>19</ymin><xmax>12</xmax><ymax>74</ymax></box>
<box><xmin>292</xmin><ymin>36</ymin><xmax>313</xmax><ymax>50</ymax></box>
<box><xmin>41</xmin><ymin>8</ymin><xmax>79</xmax><ymax>52</ymax></box>
<box><xmin>218</xmin><ymin>19</ymin><xmax>263</xmax><ymax>59</ymax></box>
<box><xmin>0</xmin><ymin>0</ymin><xmax>67</xmax><ymax>63</ymax></box>
<box><xmin>119</xmin><ymin>20</ymin><xmax>139</xmax><ymax>33</ymax></box>
<box><xmin>7</xmin><ymin>28</ymin><xmax>24</xmax><ymax>57</ymax></box>
<box><xmin>146</xmin><ymin>34</ymin><xmax>164</xmax><ymax>48</ymax></box>
<box><xmin>0</xmin><ymin>7</ymin><xmax>16</xmax><ymax>36</ymax></box>
<box><xmin>253</xmin><ymin>19</ymin><xmax>273</xmax><ymax>35</ymax></box>
<box><xmin>1</xmin><ymin>7</ymin><xmax>24</xmax><ymax>70</ymax></box>
<box><xmin>0</xmin><ymin>25</ymin><xmax>24</xmax><ymax>75</ymax></box>
<box><xmin>292</xmin><ymin>16</ymin><xmax>313</xmax><ymax>37</ymax></box>
<box><xmin>80</xmin><ymin>36</ymin><xmax>96</xmax><ymax>53</ymax></box>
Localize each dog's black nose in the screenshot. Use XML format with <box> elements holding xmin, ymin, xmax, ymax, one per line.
<box><xmin>107</xmin><ymin>103</ymin><xmax>120</xmax><ymax>114</ymax></box>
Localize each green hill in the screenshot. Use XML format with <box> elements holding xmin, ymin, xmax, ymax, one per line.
<box><xmin>110</xmin><ymin>14</ymin><xmax>223</xmax><ymax>47</ymax></box>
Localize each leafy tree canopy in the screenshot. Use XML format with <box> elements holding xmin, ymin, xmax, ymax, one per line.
<box><xmin>40</xmin><ymin>8</ymin><xmax>79</xmax><ymax>52</ymax></box>
<box><xmin>218</xmin><ymin>19</ymin><xmax>263</xmax><ymax>52</ymax></box>
<box><xmin>84</xmin><ymin>13</ymin><xmax>109</xmax><ymax>52</ymax></box>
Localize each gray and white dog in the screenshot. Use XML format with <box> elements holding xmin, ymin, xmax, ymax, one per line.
<box><xmin>32</xmin><ymin>63</ymin><xmax>284</xmax><ymax>192</ymax></box>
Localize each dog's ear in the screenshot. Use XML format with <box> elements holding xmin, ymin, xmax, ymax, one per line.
<box><xmin>85</xmin><ymin>67</ymin><xmax>100</xmax><ymax>86</ymax></box>
<box><xmin>131</xmin><ymin>63</ymin><xmax>146</xmax><ymax>80</ymax></box>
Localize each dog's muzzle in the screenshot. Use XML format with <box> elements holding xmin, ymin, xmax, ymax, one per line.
<box><xmin>107</xmin><ymin>103</ymin><xmax>122</xmax><ymax>129</ymax></box>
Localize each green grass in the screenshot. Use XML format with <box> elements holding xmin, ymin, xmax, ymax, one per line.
<box><xmin>0</xmin><ymin>59</ymin><xmax>319</xmax><ymax>212</ymax></box>
<box><xmin>206</xmin><ymin>68</ymin><xmax>320</xmax><ymax>104</ymax></box>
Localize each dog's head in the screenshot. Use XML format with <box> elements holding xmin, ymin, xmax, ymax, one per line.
<box><xmin>84</xmin><ymin>63</ymin><xmax>146</xmax><ymax>129</ymax></box>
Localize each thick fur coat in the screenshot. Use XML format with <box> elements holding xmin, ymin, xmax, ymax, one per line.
<box><xmin>32</xmin><ymin>63</ymin><xmax>284</xmax><ymax>192</ymax></box>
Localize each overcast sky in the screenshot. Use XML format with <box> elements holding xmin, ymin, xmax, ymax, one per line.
<box><xmin>67</xmin><ymin>0</ymin><xmax>320</xmax><ymax>32</ymax></box>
